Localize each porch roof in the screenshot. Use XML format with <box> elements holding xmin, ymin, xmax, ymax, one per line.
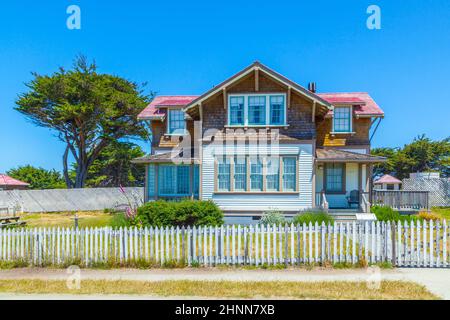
<box><xmin>316</xmin><ymin>148</ymin><xmax>387</xmax><ymax>163</ymax></box>
<box><xmin>132</xmin><ymin>150</ymin><xmax>200</xmax><ymax>164</ymax></box>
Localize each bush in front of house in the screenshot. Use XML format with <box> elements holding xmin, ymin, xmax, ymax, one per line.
<box><xmin>259</xmin><ymin>210</ymin><xmax>286</xmax><ymax>225</ymax></box>
<box><xmin>293</xmin><ymin>209</ymin><xmax>334</xmax><ymax>225</ymax></box>
<box><xmin>135</xmin><ymin>200</ymin><xmax>224</xmax><ymax>227</ymax></box>
<box><xmin>370</xmin><ymin>205</ymin><xmax>428</xmax><ymax>223</ymax></box>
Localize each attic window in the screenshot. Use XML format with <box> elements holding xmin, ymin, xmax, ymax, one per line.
<box><xmin>332</xmin><ymin>106</ymin><xmax>352</xmax><ymax>133</ymax></box>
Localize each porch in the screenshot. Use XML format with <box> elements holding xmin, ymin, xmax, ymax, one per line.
<box><xmin>132</xmin><ymin>152</ymin><xmax>200</xmax><ymax>201</ymax></box>
<box><xmin>315</xmin><ymin>148</ymin><xmax>387</xmax><ymax>214</ymax></box>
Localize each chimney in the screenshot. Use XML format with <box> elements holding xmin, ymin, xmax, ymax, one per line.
<box><xmin>308</xmin><ymin>82</ymin><xmax>317</xmax><ymax>93</ymax></box>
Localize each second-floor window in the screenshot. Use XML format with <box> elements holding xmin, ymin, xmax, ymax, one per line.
<box><xmin>228</xmin><ymin>94</ymin><xmax>286</xmax><ymax>126</ymax></box>
<box><xmin>168</xmin><ymin>109</ymin><xmax>186</xmax><ymax>135</ymax></box>
<box><xmin>332</xmin><ymin>106</ymin><xmax>352</xmax><ymax>133</ymax></box>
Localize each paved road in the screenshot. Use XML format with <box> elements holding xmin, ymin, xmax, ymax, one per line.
<box><xmin>0</xmin><ymin>268</ymin><xmax>448</xmax><ymax>299</ymax></box>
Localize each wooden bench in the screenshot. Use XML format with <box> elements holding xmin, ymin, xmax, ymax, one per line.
<box><xmin>0</xmin><ymin>216</ymin><xmax>26</xmax><ymax>228</ymax></box>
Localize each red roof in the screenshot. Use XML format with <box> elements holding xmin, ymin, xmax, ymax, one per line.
<box><xmin>318</xmin><ymin>92</ymin><xmax>384</xmax><ymax>117</ymax></box>
<box><xmin>0</xmin><ymin>174</ymin><xmax>30</xmax><ymax>187</ymax></box>
<box><xmin>374</xmin><ymin>174</ymin><xmax>402</xmax><ymax>184</ymax></box>
<box><xmin>138</xmin><ymin>92</ymin><xmax>384</xmax><ymax>120</ymax></box>
<box><xmin>138</xmin><ymin>96</ymin><xmax>198</xmax><ymax>119</ymax></box>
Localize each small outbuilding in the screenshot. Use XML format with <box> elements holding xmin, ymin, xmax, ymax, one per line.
<box><xmin>0</xmin><ymin>174</ymin><xmax>30</xmax><ymax>191</ymax></box>
<box><xmin>374</xmin><ymin>174</ymin><xmax>402</xmax><ymax>190</ymax></box>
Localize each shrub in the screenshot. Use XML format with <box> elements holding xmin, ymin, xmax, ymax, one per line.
<box><xmin>371</xmin><ymin>205</ymin><xmax>400</xmax><ymax>222</ymax></box>
<box><xmin>293</xmin><ymin>210</ymin><xmax>334</xmax><ymax>225</ymax></box>
<box><xmin>259</xmin><ymin>210</ymin><xmax>286</xmax><ymax>225</ymax></box>
<box><xmin>135</xmin><ymin>200</ymin><xmax>224</xmax><ymax>227</ymax></box>
<box><xmin>418</xmin><ymin>211</ymin><xmax>440</xmax><ymax>221</ymax></box>
<box><xmin>371</xmin><ymin>205</ymin><xmax>427</xmax><ymax>223</ymax></box>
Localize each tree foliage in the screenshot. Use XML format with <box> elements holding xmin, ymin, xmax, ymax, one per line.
<box><xmin>372</xmin><ymin>135</ymin><xmax>450</xmax><ymax>179</ymax></box>
<box><xmin>15</xmin><ymin>55</ymin><xmax>151</xmax><ymax>188</ymax></box>
<box><xmin>6</xmin><ymin>165</ymin><xmax>66</xmax><ymax>190</ymax></box>
<box><xmin>79</xmin><ymin>141</ymin><xmax>145</xmax><ymax>188</ymax></box>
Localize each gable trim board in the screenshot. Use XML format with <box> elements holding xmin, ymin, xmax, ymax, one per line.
<box><xmin>184</xmin><ymin>62</ymin><xmax>332</xmax><ymax>115</ymax></box>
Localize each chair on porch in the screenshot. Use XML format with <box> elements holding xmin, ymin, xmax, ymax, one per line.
<box><xmin>346</xmin><ymin>190</ymin><xmax>360</xmax><ymax>209</ymax></box>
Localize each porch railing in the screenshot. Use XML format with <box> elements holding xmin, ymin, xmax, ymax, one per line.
<box><xmin>360</xmin><ymin>192</ymin><xmax>371</xmax><ymax>213</ymax></box>
<box><xmin>372</xmin><ymin>190</ymin><xmax>430</xmax><ymax>211</ymax></box>
<box><xmin>315</xmin><ymin>191</ymin><xmax>329</xmax><ymax>213</ymax></box>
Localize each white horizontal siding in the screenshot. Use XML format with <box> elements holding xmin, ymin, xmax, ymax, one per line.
<box><xmin>201</xmin><ymin>143</ymin><xmax>313</xmax><ymax>212</ymax></box>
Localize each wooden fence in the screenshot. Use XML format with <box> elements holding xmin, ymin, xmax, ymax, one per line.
<box><xmin>372</xmin><ymin>190</ymin><xmax>430</xmax><ymax>211</ymax></box>
<box><xmin>0</xmin><ymin>221</ymin><xmax>448</xmax><ymax>268</ymax></box>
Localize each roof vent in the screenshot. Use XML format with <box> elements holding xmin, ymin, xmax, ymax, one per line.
<box><xmin>308</xmin><ymin>82</ymin><xmax>317</xmax><ymax>93</ymax></box>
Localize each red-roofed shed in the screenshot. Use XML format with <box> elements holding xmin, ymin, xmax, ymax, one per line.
<box><xmin>0</xmin><ymin>174</ymin><xmax>30</xmax><ymax>191</ymax></box>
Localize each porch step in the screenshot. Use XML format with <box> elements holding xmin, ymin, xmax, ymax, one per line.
<box><xmin>328</xmin><ymin>209</ymin><xmax>359</xmax><ymax>222</ymax></box>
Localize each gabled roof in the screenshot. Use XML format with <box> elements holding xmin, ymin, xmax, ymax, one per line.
<box><xmin>319</xmin><ymin>92</ymin><xmax>384</xmax><ymax>118</ymax></box>
<box><xmin>316</xmin><ymin>148</ymin><xmax>387</xmax><ymax>163</ymax></box>
<box><xmin>374</xmin><ymin>174</ymin><xmax>402</xmax><ymax>184</ymax></box>
<box><xmin>0</xmin><ymin>174</ymin><xmax>30</xmax><ymax>187</ymax></box>
<box><xmin>137</xmin><ymin>96</ymin><xmax>198</xmax><ymax>120</ymax></box>
<box><xmin>184</xmin><ymin>61</ymin><xmax>333</xmax><ymax>112</ymax></box>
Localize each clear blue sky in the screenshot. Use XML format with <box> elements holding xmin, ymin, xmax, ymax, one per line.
<box><xmin>1</xmin><ymin>0</ymin><xmax>449</xmax><ymax>173</ymax></box>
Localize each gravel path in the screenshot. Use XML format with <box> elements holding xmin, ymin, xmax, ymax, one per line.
<box><xmin>0</xmin><ymin>268</ymin><xmax>448</xmax><ymax>299</ymax></box>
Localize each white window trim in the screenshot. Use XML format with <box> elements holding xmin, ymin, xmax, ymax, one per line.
<box><xmin>331</xmin><ymin>105</ymin><xmax>354</xmax><ymax>134</ymax></box>
<box><xmin>228</xmin><ymin>93</ymin><xmax>287</xmax><ymax>127</ymax></box>
<box><xmin>166</xmin><ymin>107</ymin><xmax>187</xmax><ymax>136</ymax></box>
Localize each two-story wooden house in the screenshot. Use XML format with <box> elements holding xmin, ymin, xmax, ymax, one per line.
<box><xmin>133</xmin><ymin>62</ymin><xmax>386</xmax><ymax>218</ymax></box>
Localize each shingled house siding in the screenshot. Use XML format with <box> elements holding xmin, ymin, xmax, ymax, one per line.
<box><xmin>201</xmin><ymin>72</ymin><xmax>316</xmax><ymax>140</ymax></box>
<box><xmin>316</xmin><ymin>118</ymin><xmax>371</xmax><ymax>147</ymax></box>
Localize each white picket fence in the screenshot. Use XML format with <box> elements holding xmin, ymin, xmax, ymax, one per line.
<box><xmin>0</xmin><ymin>221</ymin><xmax>448</xmax><ymax>268</ymax></box>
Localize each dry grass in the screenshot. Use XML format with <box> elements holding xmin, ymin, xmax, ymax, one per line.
<box><xmin>0</xmin><ymin>279</ymin><xmax>437</xmax><ymax>300</ymax></box>
<box><xmin>432</xmin><ymin>207</ymin><xmax>450</xmax><ymax>220</ymax></box>
<box><xmin>21</xmin><ymin>211</ymin><xmax>112</xmax><ymax>228</ymax></box>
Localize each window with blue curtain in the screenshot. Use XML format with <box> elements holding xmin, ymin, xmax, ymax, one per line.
<box><xmin>270</xmin><ymin>96</ymin><xmax>285</xmax><ymax>125</ymax></box>
<box><xmin>266</xmin><ymin>157</ymin><xmax>280</xmax><ymax>191</ymax></box>
<box><xmin>248</xmin><ymin>96</ymin><xmax>266</xmax><ymax>125</ymax></box>
<box><xmin>333</xmin><ymin>107</ymin><xmax>352</xmax><ymax>132</ymax></box>
<box><xmin>250</xmin><ymin>157</ymin><xmax>263</xmax><ymax>191</ymax></box>
<box><xmin>229</xmin><ymin>96</ymin><xmax>244</xmax><ymax>125</ymax></box>
<box><xmin>234</xmin><ymin>156</ymin><xmax>247</xmax><ymax>191</ymax></box>
<box><xmin>168</xmin><ymin>109</ymin><xmax>186</xmax><ymax>134</ymax></box>
<box><xmin>282</xmin><ymin>157</ymin><xmax>296</xmax><ymax>191</ymax></box>
<box><xmin>326</xmin><ymin>163</ymin><xmax>344</xmax><ymax>192</ymax></box>
<box><xmin>217</xmin><ymin>157</ymin><xmax>231</xmax><ymax>191</ymax></box>
<box><xmin>158</xmin><ymin>165</ymin><xmax>191</xmax><ymax>196</ymax></box>
<box><xmin>176</xmin><ymin>166</ymin><xmax>190</xmax><ymax>194</ymax></box>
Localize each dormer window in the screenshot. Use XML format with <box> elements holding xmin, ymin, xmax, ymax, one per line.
<box><xmin>167</xmin><ymin>109</ymin><xmax>186</xmax><ymax>135</ymax></box>
<box><xmin>229</xmin><ymin>97</ymin><xmax>244</xmax><ymax>125</ymax></box>
<box><xmin>332</xmin><ymin>106</ymin><xmax>352</xmax><ymax>133</ymax></box>
<box><xmin>228</xmin><ymin>93</ymin><xmax>287</xmax><ymax>127</ymax></box>
<box><xmin>248</xmin><ymin>96</ymin><xmax>266</xmax><ymax>125</ymax></box>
